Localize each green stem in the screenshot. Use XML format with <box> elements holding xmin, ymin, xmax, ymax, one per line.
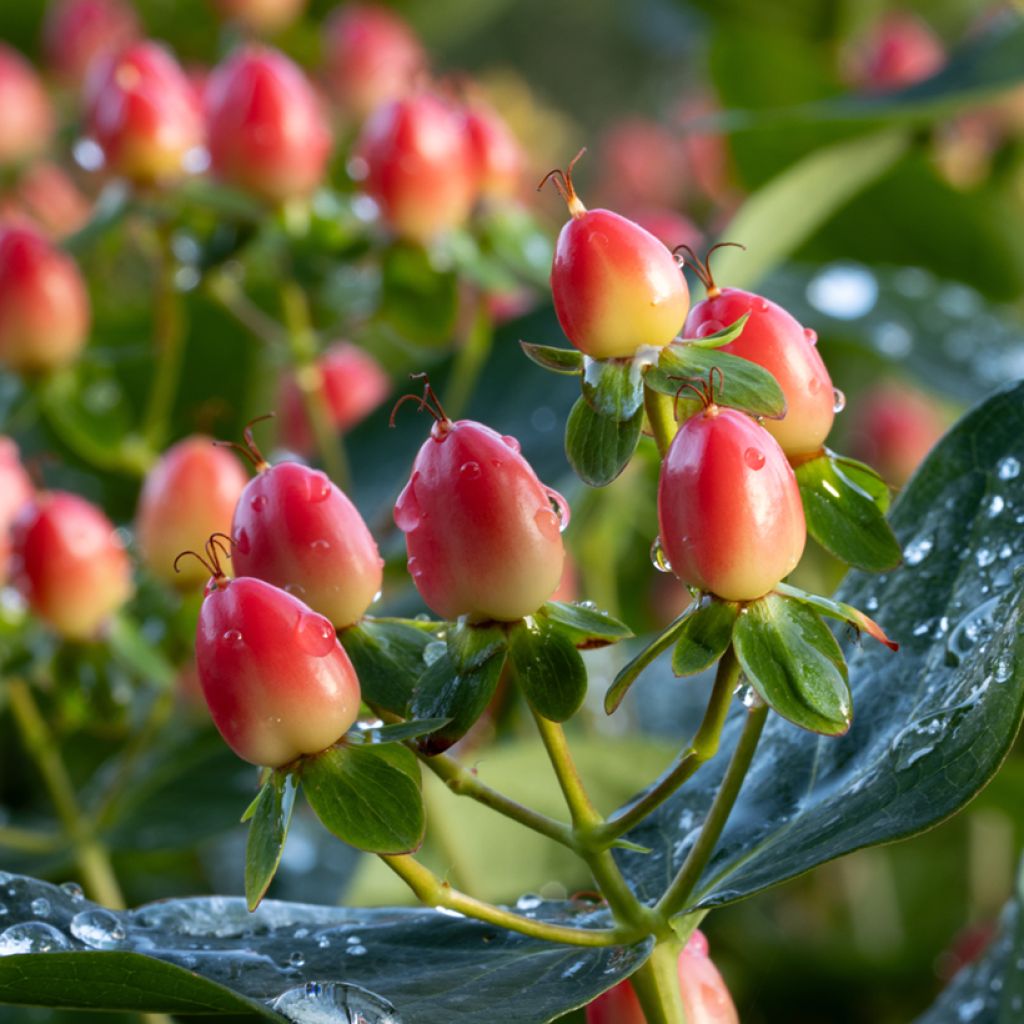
<box><xmin>0</xmin><ymin>825</ymin><xmax>62</xmax><ymax>854</ymax></box>
<box><xmin>379</xmin><ymin>854</ymin><xmax>638</xmax><ymax>947</ymax></box>
<box><xmin>631</xmin><ymin>938</ymin><xmax>687</xmax><ymax>1024</ymax></box>
<box><xmin>443</xmin><ymin>297</ymin><xmax>493</xmax><ymax>420</ymax></box>
<box><xmin>644</xmin><ymin>384</ymin><xmax>678</xmax><ymax>458</ymax></box>
<box><xmin>597</xmin><ymin>648</ymin><xmax>741</xmax><ymax>843</ymax></box>
<box><xmin>205</xmin><ymin>271</ymin><xmax>286</xmax><ymax>349</ymax></box>
<box><xmin>278</xmin><ymin>279</ymin><xmax>351</xmax><ymax>490</ymax></box>
<box><xmin>530</xmin><ymin>711</ymin><xmax>600</xmax><ymax>829</ymax></box>
<box><xmin>6</xmin><ymin>679</ymin><xmax>125</xmax><ymax>909</ymax></box>
<box><xmin>656</xmin><ymin>701</ymin><xmax>768</xmax><ymax>921</ymax></box>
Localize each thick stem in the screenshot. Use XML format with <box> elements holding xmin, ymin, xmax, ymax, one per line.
<box><xmin>6</xmin><ymin>679</ymin><xmax>125</xmax><ymax>909</ymax></box>
<box><xmin>530</xmin><ymin>711</ymin><xmax>600</xmax><ymax>829</ymax></box>
<box><xmin>379</xmin><ymin>854</ymin><xmax>637</xmax><ymax>947</ymax></box>
<box><xmin>656</xmin><ymin>702</ymin><xmax>768</xmax><ymax>921</ymax></box>
<box><xmin>631</xmin><ymin>939</ymin><xmax>687</xmax><ymax>1024</ymax></box>
<box><xmin>443</xmin><ymin>297</ymin><xmax>493</xmax><ymax>420</ymax></box>
<box><xmin>0</xmin><ymin>825</ymin><xmax>62</xmax><ymax>854</ymax></box>
<box><xmin>644</xmin><ymin>384</ymin><xmax>678</xmax><ymax>458</ymax></box>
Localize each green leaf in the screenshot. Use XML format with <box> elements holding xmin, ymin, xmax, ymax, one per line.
<box><xmin>106</xmin><ymin>614</ymin><xmax>174</xmax><ymax>688</ymax></box>
<box><xmin>244</xmin><ymin>771</ymin><xmax>297</xmax><ymax>911</ymax></box>
<box><xmin>605</xmin><ymin>610</ymin><xmax>694</xmax><ymax>714</ymax></box>
<box><xmin>645</xmin><ymin>343</ymin><xmax>786</xmax><ymax>419</ymax></box>
<box><xmin>539</xmin><ymin>601</ymin><xmax>634</xmax><ymax>649</ymax></box>
<box><xmin>672</xmin><ymin>599</ymin><xmax>740</xmax><ymax>677</ymax></box>
<box><xmin>351</xmin><ymin>718</ymin><xmax>453</xmax><ymax>745</ymax></box>
<box><xmin>565</xmin><ymin>395</ymin><xmax>643</xmax><ymax>487</ymax></box>
<box><xmin>581</xmin><ymin>357</ymin><xmax>646</xmax><ymax>421</ymax></box>
<box><xmin>831</xmin><ymin>454</ymin><xmax>891</xmax><ymax>514</ymax></box>
<box><xmin>684</xmin><ymin>312</ymin><xmax>750</xmax><ymax>349</ymax></box>
<box><xmin>795</xmin><ymin>449</ymin><xmax>903</xmax><ymax>572</ymax></box>
<box><xmin>62</xmin><ymin>182</ymin><xmax>133</xmax><ymax>257</ymax></box>
<box><xmin>519</xmin><ymin>340</ymin><xmax>584</xmax><ymax>375</ymax></box>
<box><xmin>476</xmin><ymin>202</ymin><xmax>554</xmax><ymax>288</ymax></box>
<box><xmin>774</xmin><ymin>581</ymin><xmax>898</xmax><ymax>651</ymax></box>
<box><xmin>302</xmin><ymin>741</ymin><xmax>424</xmax><ymax>855</ymax></box>
<box><xmin>616</xmin><ymin>381</ymin><xmax>1024</xmax><ymax>912</ymax></box>
<box><xmin>508</xmin><ymin>618</ymin><xmax>587</xmax><ymax>722</ymax></box>
<box><xmin>447</xmin><ymin>618</ymin><xmax>508</xmax><ymax>672</ymax></box>
<box><xmin>378</xmin><ymin>241</ymin><xmax>459</xmax><ymax>347</ymax></box>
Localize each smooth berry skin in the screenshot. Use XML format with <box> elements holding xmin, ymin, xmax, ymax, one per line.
<box><xmin>232</xmin><ymin>461</ymin><xmax>383</xmax><ymax>629</ymax></box>
<box><xmin>135</xmin><ymin>436</ymin><xmax>249</xmax><ymax>587</ymax></box>
<box><xmin>850</xmin><ymin>13</ymin><xmax>945</xmax><ymax>92</ymax></box>
<box><xmin>466</xmin><ymin>103</ymin><xmax>524</xmax><ymax>199</ymax></box>
<box><xmin>395</xmin><ymin>420</ymin><xmax>566</xmax><ymax>622</ymax></box>
<box><xmin>356</xmin><ymin>93</ymin><xmax>477</xmax><ymax>245</ymax></box>
<box><xmin>11</xmin><ymin>492</ymin><xmax>133</xmax><ymax>641</ymax></box>
<box><xmin>196</xmin><ymin>576</ymin><xmax>361</xmax><ymax>767</ymax></box>
<box><xmin>0</xmin><ymin>438</ymin><xmax>34</xmax><ymax>585</ymax></box>
<box><xmin>278</xmin><ymin>342</ymin><xmax>391</xmax><ymax>455</ymax></box>
<box><xmin>212</xmin><ymin>0</ymin><xmax>307</xmax><ymax>34</ymax></box>
<box><xmin>0</xmin><ymin>226</ymin><xmax>91</xmax><ymax>374</ymax></box>
<box><xmin>205</xmin><ymin>46</ymin><xmax>332</xmax><ymax>204</ymax></box>
<box><xmin>323</xmin><ymin>3</ymin><xmax>425</xmax><ymax>120</ymax></box>
<box><xmin>685</xmin><ymin>288</ymin><xmax>834</xmax><ymax>457</ymax></box>
<box><xmin>552</xmin><ymin>209</ymin><xmax>690</xmax><ymax>359</ymax></box>
<box><xmin>0</xmin><ymin>45</ymin><xmax>54</xmax><ymax>168</ymax></box>
<box><xmin>658</xmin><ymin>406</ymin><xmax>806</xmax><ymax>602</ymax></box>
<box><xmin>43</xmin><ymin>0</ymin><xmax>140</xmax><ymax>87</ymax></box>
<box><xmin>85</xmin><ymin>42</ymin><xmax>204</xmax><ymax>186</ymax></box>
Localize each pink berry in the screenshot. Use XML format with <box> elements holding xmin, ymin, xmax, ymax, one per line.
<box><xmin>8</xmin><ymin>162</ymin><xmax>92</xmax><ymax>239</ymax></box>
<box><xmin>205</xmin><ymin>46</ymin><xmax>332</xmax><ymax>204</ymax></box>
<box><xmin>0</xmin><ymin>438</ymin><xmax>34</xmax><ymax>585</ymax></box>
<box><xmin>84</xmin><ymin>41</ymin><xmax>204</xmax><ymax>186</ymax></box>
<box><xmin>595</xmin><ymin>118</ymin><xmax>687</xmax><ymax>210</ymax></box>
<box><xmin>355</xmin><ymin>92</ymin><xmax>478</xmax><ymax>244</ymax></box>
<box><xmin>625</xmin><ymin>206</ymin><xmax>701</xmax><ymax>253</ymax></box>
<box><xmin>323</xmin><ymin>3</ymin><xmax>425</xmax><ymax>120</ymax></box>
<box><xmin>393</xmin><ymin>383</ymin><xmax>566</xmax><ymax>622</ymax></box>
<box><xmin>466</xmin><ymin>101</ymin><xmax>524</xmax><ymax>200</ymax></box>
<box><xmin>211</xmin><ymin>0</ymin><xmax>307</xmax><ymax>34</ymax></box>
<box><xmin>848</xmin><ymin>13</ymin><xmax>945</xmax><ymax>92</ymax></box>
<box><xmin>230</xmin><ymin>441</ymin><xmax>383</xmax><ymax>628</ymax></box>
<box><xmin>43</xmin><ymin>0</ymin><xmax>140</xmax><ymax>87</ymax></box>
<box><xmin>0</xmin><ymin>225</ymin><xmax>91</xmax><ymax>373</ymax></box>
<box><xmin>278</xmin><ymin>342</ymin><xmax>391</xmax><ymax>455</ymax></box>
<box><xmin>136</xmin><ymin>436</ymin><xmax>249</xmax><ymax>587</ymax></box>
<box><xmin>658</xmin><ymin>401</ymin><xmax>805</xmax><ymax>602</ymax></box>
<box><xmin>11</xmin><ymin>491</ymin><xmax>133</xmax><ymax>640</ymax></box>
<box><xmin>196</xmin><ymin>572</ymin><xmax>361</xmax><ymax>766</ymax></box>
<box><xmin>0</xmin><ymin>45</ymin><xmax>54</xmax><ymax>168</ymax></box>
<box><xmin>544</xmin><ymin>153</ymin><xmax>689</xmax><ymax>359</ymax></box>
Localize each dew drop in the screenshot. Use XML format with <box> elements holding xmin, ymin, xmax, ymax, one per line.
<box><xmin>250</xmin><ymin>494</ymin><xmax>268</xmax><ymax>512</ymax></box>
<box><xmin>695</xmin><ymin>319</ymin><xmax>724</xmax><ymax>337</ymax></box>
<box><xmin>288</xmin><ymin>951</ymin><xmax>306</xmax><ymax>967</ymax></box>
<box><xmin>809</xmin><ymin>376</ymin><xmax>823</xmax><ymax>395</ymax></box>
<box><xmin>306</xmin><ymin>471</ymin><xmax>332</xmax><ymax>503</ymax></box>
<box><xmin>406</xmin><ymin>555</ymin><xmax>423</xmax><ymax>579</ymax></box>
<box><xmin>309</xmin><ymin>539</ymin><xmax>331</xmax><ymax>554</ymax></box>
<box><xmin>903</xmin><ymin>534</ymin><xmax>933</xmax><ymax>566</ymax></box>
<box><xmin>995</xmin><ymin>654</ymin><xmax>1015</xmax><ymax>683</ymax></box>
<box><xmin>423</xmin><ymin>640</ymin><xmax>446</xmax><ymax>666</ymax></box>
<box><xmin>534</xmin><ymin>507</ymin><xmax>561</xmax><ymax>541</ymax></box>
<box><xmin>832</xmin><ymin>387</ymin><xmax>846</xmax><ymax>414</ymax></box>
<box><xmin>755</xmin><ymin>297</ymin><xmax>770</xmax><ymax>313</ymax></box>
<box><xmin>650</xmin><ymin>537</ymin><xmax>672</xmax><ymax>573</ymax></box>
<box><xmin>459</xmin><ymin>461</ymin><xmax>481</xmax><ymax>480</ymax></box>
<box><xmin>30</xmin><ymin>898</ymin><xmax>50</xmax><ymax>917</ymax></box>
<box><xmin>393</xmin><ymin>480</ymin><xmax>421</xmax><ymax>532</ymax></box>
<box><xmin>234</xmin><ymin>527</ymin><xmax>251</xmax><ymax>555</ymax></box>
<box><xmin>516</xmin><ymin>894</ymin><xmax>543</xmax><ymax>911</ymax></box>
<box><xmin>346</xmin><ymin>943</ymin><xmax>368</xmax><ymax>956</ymax></box>
<box><xmin>221</xmin><ymin>628</ymin><xmax>245</xmax><ymax>648</ymax></box>
<box><xmin>70</xmin><ymin>909</ymin><xmax>127</xmax><ymax>949</ymax></box>
<box><xmin>976</xmin><ymin>548</ymin><xmax>996</xmax><ymax>568</ymax></box>
<box><xmin>544</xmin><ymin>487</ymin><xmax>571</xmax><ymax>531</ymax></box>
<box><xmin>985</xmin><ymin>495</ymin><xmax>1005</xmax><ymax>518</ymax></box>
<box><xmin>803</xmin><ymin>327</ymin><xmax>818</xmax><ymax>346</ymax></box>
<box><xmin>744</xmin><ymin>447</ymin><xmax>765</xmax><ymax>470</ymax></box>
<box><xmin>0</xmin><ymin>922</ymin><xmax>70</xmax><ymax>955</ymax></box>
<box><xmin>295</xmin><ymin>613</ymin><xmax>336</xmax><ymax>657</ymax></box>
<box><xmin>501</xmin><ymin>434</ymin><xmax>521</xmax><ymax>453</ymax></box>
<box><xmin>59</xmin><ymin>882</ymin><xmax>84</xmax><ymax>902</ymax></box>
<box><xmin>285</xmin><ymin>582</ymin><xmax>307</xmax><ymax>598</ymax></box>
<box><xmin>997</xmin><ymin>456</ymin><xmax>1021</xmax><ymax>481</ymax></box>
<box><xmin>271</xmin><ymin>981</ymin><xmax>402</xmax><ymax>1024</ymax></box>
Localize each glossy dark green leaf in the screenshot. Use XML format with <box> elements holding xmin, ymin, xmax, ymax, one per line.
<box><xmin>796</xmin><ymin>449</ymin><xmax>903</xmax><ymax>572</ymax></box>
<box><xmin>832</xmin><ymin>454</ymin><xmax>891</xmax><ymax>514</ymax></box>
<box><xmin>378</xmin><ymin>241</ymin><xmax>459</xmax><ymax>347</ymax></box>
<box><xmin>243</xmin><ymin>770</ymin><xmax>297</xmax><ymax>911</ymax></box>
<box><xmin>447</xmin><ymin>619</ymin><xmax>508</xmax><ymax>672</ymax></box>
<box><xmin>0</xmin><ymin>875</ymin><xmax>651</xmax><ymax>1024</ymax></box>
<box><xmin>733</xmin><ymin>594</ymin><xmax>852</xmax><ymax>735</ymax></box>
<box><xmin>605</xmin><ymin>610</ymin><xmax>694</xmax><ymax>714</ymax></box>
<box><xmin>519</xmin><ymin>340</ymin><xmax>584</xmax><ymax>375</ymax></box>
<box><xmin>539</xmin><ymin>601</ymin><xmax>634</xmax><ymax>649</ymax></box>
<box><xmin>684</xmin><ymin>312</ymin><xmax>750</xmax><ymax>349</ymax></box>
<box><xmin>581</xmin><ymin>357</ymin><xmax>645</xmax><ymax>421</ymax></box>
<box><xmin>774</xmin><ymin>581</ymin><xmax>898</xmax><ymax>651</ymax></box>
<box><xmin>616</xmin><ymin>382</ymin><xmax>1024</xmax><ymax>912</ymax></box>
<box><xmin>507</xmin><ymin>618</ymin><xmax>587</xmax><ymax>722</ymax></box>
<box><xmin>672</xmin><ymin>599</ymin><xmax>740</xmax><ymax>677</ymax></box>
<box><xmin>352</xmin><ymin>718</ymin><xmax>453</xmax><ymax>745</ymax></box>
<box><xmin>565</xmin><ymin>395</ymin><xmax>643</xmax><ymax>487</ymax></box>
<box><xmin>302</xmin><ymin>742</ymin><xmax>424</xmax><ymax>854</ymax></box>
<box><xmin>645</xmin><ymin>343</ymin><xmax>786</xmax><ymax>420</ymax></box>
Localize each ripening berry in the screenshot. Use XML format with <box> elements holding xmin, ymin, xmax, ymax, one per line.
<box><xmin>11</xmin><ymin>491</ymin><xmax>133</xmax><ymax>640</ymax></box>
<box><xmin>658</xmin><ymin>402</ymin><xmax>805</xmax><ymax>602</ymax></box>
<box><xmin>0</xmin><ymin>225</ymin><xmax>91</xmax><ymax>374</ymax></box>
<box><xmin>278</xmin><ymin>342</ymin><xmax>391</xmax><ymax>455</ymax></box>
<box><xmin>586</xmin><ymin>932</ymin><xmax>739</xmax><ymax>1024</ymax></box>
<box><xmin>196</xmin><ymin>573</ymin><xmax>361</xmax><ymax>766</ymax></box>
<box><xmin>8</xmin><ymin>162</ymin><xmax>92</xmax><ymax>239</ymax></box>
<box><xmin>543</xmin><ymin>153</ymin><xmax>689</xmax><ymax>359</ymax></box>
<box><xmin>205</xmin><ymin>46</ymin><xmax>332</xmax><ymax>204</ymax></box>
<box><xmin>355</xmin><ymin>92</ymin><xmax>478</xmax><ymax>244</ymax></box>
<box><xmin>323</xmin><ymin>3</ymin><xmax>425</xmax><ymax>120</ymax></box>
<box><xmin>43</xmin><ymin>0</ymin><xmax>139</xmax><ymax>87</ymax></box>
<box><xmin>0</xmin><ymin>45</ymin><xmax>54</xmax><ymax>168</ymax></box>
<box><xmin>466</xmin><ymin>101</ymin><xmax>524</xmax><ymax>199</ymax></box>
<box><xmin>0</xmin><ymin>438</ymin><xmax>34</xmax><ymax>585</ymax></box>
<box><xmin>848</xmin><ymin>13</ymin><xmax>945</xmax><ymax>92</ymax></box>
<box><xmin>84</xmin><ymin>41</ymin><xmax>204</xmax><ymax>186</ymax></box>
<box><xmin>393</xmin><ymin>383</ymin><xmax>566</xmax><ymax>622</ymax></box>
<box><xmin>211</xmin><ymin>0</ymin><xmax>307</xmax><ymax>34</ymax></box>
<box><xmin>683</xmin><ymin>263</ymin><xmax>834</xmax><ymax>456</ymax></box>
<box><xmin>595</xmin><ymin>118</ymin><xmax>687</xmax><ymax>210</ymax></box>
<box><xmin>231</xmin><ymin>454</ymin><xmax>383</xmax><ymax>629</ymax></box>
<box><xmin>136</xmin><ymin>437</ymin><xmax>249</xmax><ymax>587</ymax></box>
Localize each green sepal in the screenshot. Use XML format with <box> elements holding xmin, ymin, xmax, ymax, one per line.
<box><xmin>507</xmin><ymin>617</ymin><xmax>588</xmax><ymax>722</ymax></box>
<box><xmin>684</xmin><ymin>312</ymin><xmax>750</xmax><ymax>349</ymax></box>
<box><xmin>346</xmin><ymin>718</ymin><xmax>453</xmax><ymax>745</ymax></box>
<box><xmin>605</xmin><ymin>608</ymin><xmax>695</xmax><ymax>715</ymax></box>
<box><xmin>565</xmin><ymin>394</ymin><xmax>643</xmax><ymax>487</ymax></box>
<box><xmin>581</xmin><ymin>357</ymin><xmax>646</xmax><ymax>422</ymax></box>
<box><xmin>519</xmin><ymin>340</ymin><xmax>584</xmax><ymax>375</ymax></box>
<box><xmin>448</xmin><ymin>618</ymin><xmax>508</xmax><ymax>672</ymax></box>
<box><xmin>244</xmin><ymin>771</ymin><xmax>297</xmax><ymax>911</ymax></box>
<box><xmin>302</xmin><ymin>741</ymin><xmax>425</xmax><ymax>854</ymax></box>
<box><xmin>733</xmin><ymin>593</ymin><xmax>852</xmax><ymax>736</ymax></box>
<box><xmin>774</xmin><ymin>581</ymin><xmax>899</xmax><ymax>651</ymax></box>
<box><xmin>671</xmin><ymin>598</ymin><xmax>741</xmax><ymax>676</ymax></box>
<box><xmin>795</xmin><ymin>449</ymin><xmax>902</xmax><ymax>572</ymax></box>
<box><xmin>538</xmin><ymin>601</ymin><xmax>634</xmax><ymax>649</ymax></box>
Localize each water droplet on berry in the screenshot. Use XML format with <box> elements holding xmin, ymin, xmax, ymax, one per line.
<box><xmin>250</xmin><ymin>494</ymin><xmax>268</xmax><ymax>512</ymax></box>
<box><xmin>407</xmin><ymin>556</ymin><xmax>423</xmax><ymax>579</ymax></box>
<box><xmin>832</xmin><ymin>387</ymin><xmax>846</xmax><ymax>414</ymax></box>
<box><xmin>695</xmin><ymin>319</ymin><xmax>724</xmax><ymax>338</ymax></box>
<box><xmin>809</xmin><ymin>377</ymin><xmax>823</xmax><ymax>395</ymax></box>
<box><xmin>459</xmin><ymin>461</ymin><xmax>481</xmax><ymax>480</ymax></box>
<box><xmin>222</xmin><ymin>629</ymin><xmax>244</xmax><ymax>648</ymax></box>
<box><xmin>755</xmin><ymin>298</ymin><xmax>769</xmax><ymax>312</ymax></box>
<box><xmin>393</xmin><ymin>480</ymin><xmax>421</xmax><ymax>532</ymax></box>
<box><xmin>534</xmin><ymin>507</ymin><xmax>560</xmax><ymax>541</ymax></box>
<box><xmin>234</xmin><ymin>528</ymin><xmax>251</xmax><ymax>555</ymax></box>
<box><xmin>501</xmin><ymin>434</ymin><xmax>521</xmax><ymax>453</ymax></box>
<box><xmin>650</xmin><ymin>537</ymin><xmax>672</xmax><ymax>573</ymax></box>
<box><xmin>803</xmin><ymin>327</ymin><xmax>818</xmax><ymax>346</ymax></box>
<box><xmin>295</xmin><ymin>613</ymin><xmax>336</xmax><ymax>656</ymax></box>
<box><xmin>544</xmin><ymin>487</ymin><xmax>571</xmax><ymax>531</ymax></box>
<box><xmin>284</xmin><ymin>583</ymin><xmax>307</xmax><ymax>598</ymax></box>
<box><xmin>306</xmin><ymin>471</ymin><xmax>332</xmax><ymax>503</ymax></box>
<box><xmin>744</xmin><ymin>447</ymin><xmax>765</xmax><ymax>470</ymax></box>
<box><xmin>310</xmin><ymin>539</ymin><xmax>331</xmax><ymax>553</ymax></box>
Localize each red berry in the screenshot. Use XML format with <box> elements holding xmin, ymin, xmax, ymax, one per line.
<box><xmin>323</xmin><ymin>3</ymin><xmax>425</xmax><ymax>120</ymax></box>
<box><xmin>278</xmin><ymin>342</ymin><xmax>391</xmax><ymax>455</ymax></box>
<box><xmin>466</xmin><ymin>101</ymin><xmax>524</xmax><ymax>200</ymax></box>
<box><xmin>355</xmin><ymin>92</ymin><xmax>478</xmax><ymax>244</ymax></box>
<box><xmin>684</xmin><ymin>283</ymin><xmax>834</xmax><ymax>457</ymax></box>
<box><xmin>11</xmin><ymin>491</ymin><xmax>133</xmax><ymax>640</ymax></box>
<box><xmin>596</xmin><ymin>118</ymin><xmax>687</xmax><ymax>210</ymax></box>
<box><xmin>394</xmin><ymin>392</ymin><xmax>566</xmax><ymax>622</ymax></box>
<box><xmin>626</xmin><ymin>206</ymin><xmax>701</xmax><ymax>253</ymax></box>
<box><xmin>43</xmin><ymin>0</ymin><xmax>140</xmax><ymax>87</ymax></box>
<box><xmin>673</xmin><ymin>94</ymin><xmax>734</xmax><ymax>207</ymax></box>
<box><xmin>848</xmin><ymin>13</ymin><xmax>945</xmax><ymax>93</ymax></box>
<box><xmin>84</xmin><ymin>41</ymin><xmax>204</xmax><ymax>186</ymax></box>
<box><xmin>0</xmin><ymin>225</ymin><xmax>91</xmax><ymax>373</ymax></box>
<box><xmin>657</xmin><ymin>404</ymin><xmax>805</xmax><ymax>602</ymax></box>
<box><xmin>136</xmin><ymin>436</ymin><xmax>249</xmax><ymax>587</ymax></box>
<box><xmin>211</xmin><ymin>0</ymin><xmax>307</xmax><ymax>34</ymax></box>
<box><xmin>205</xmin><ymin>46</ymin><xmax>332</xmax><ymax>204</ymax></box>
<box><xmin>232</xmin><ymin>460</ymin><xmax>383</xmax><ymax>629</ymax></box>
<box><xmin>0</xmin><ymin>45</ymin><xmax>54</xmax><ymax>168</ymax></box>
<box><xmin>544</xmin><ymin>154</ymin><xmax>689</xmax><ymax>359</ymax></box>
<box><xmin>196</xmin><ymin>575</ymin><xmax>361</xmax><ymax>766</ymax></box>
<box><xmin>0</xmin><ymin>438</ymin><xmax>34</xmax><ymax>585</ymax></box>
<box><xmin>7</xmin><ymin>162</ymin><xmax>92</xmax><ymax>239</ymax></box>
